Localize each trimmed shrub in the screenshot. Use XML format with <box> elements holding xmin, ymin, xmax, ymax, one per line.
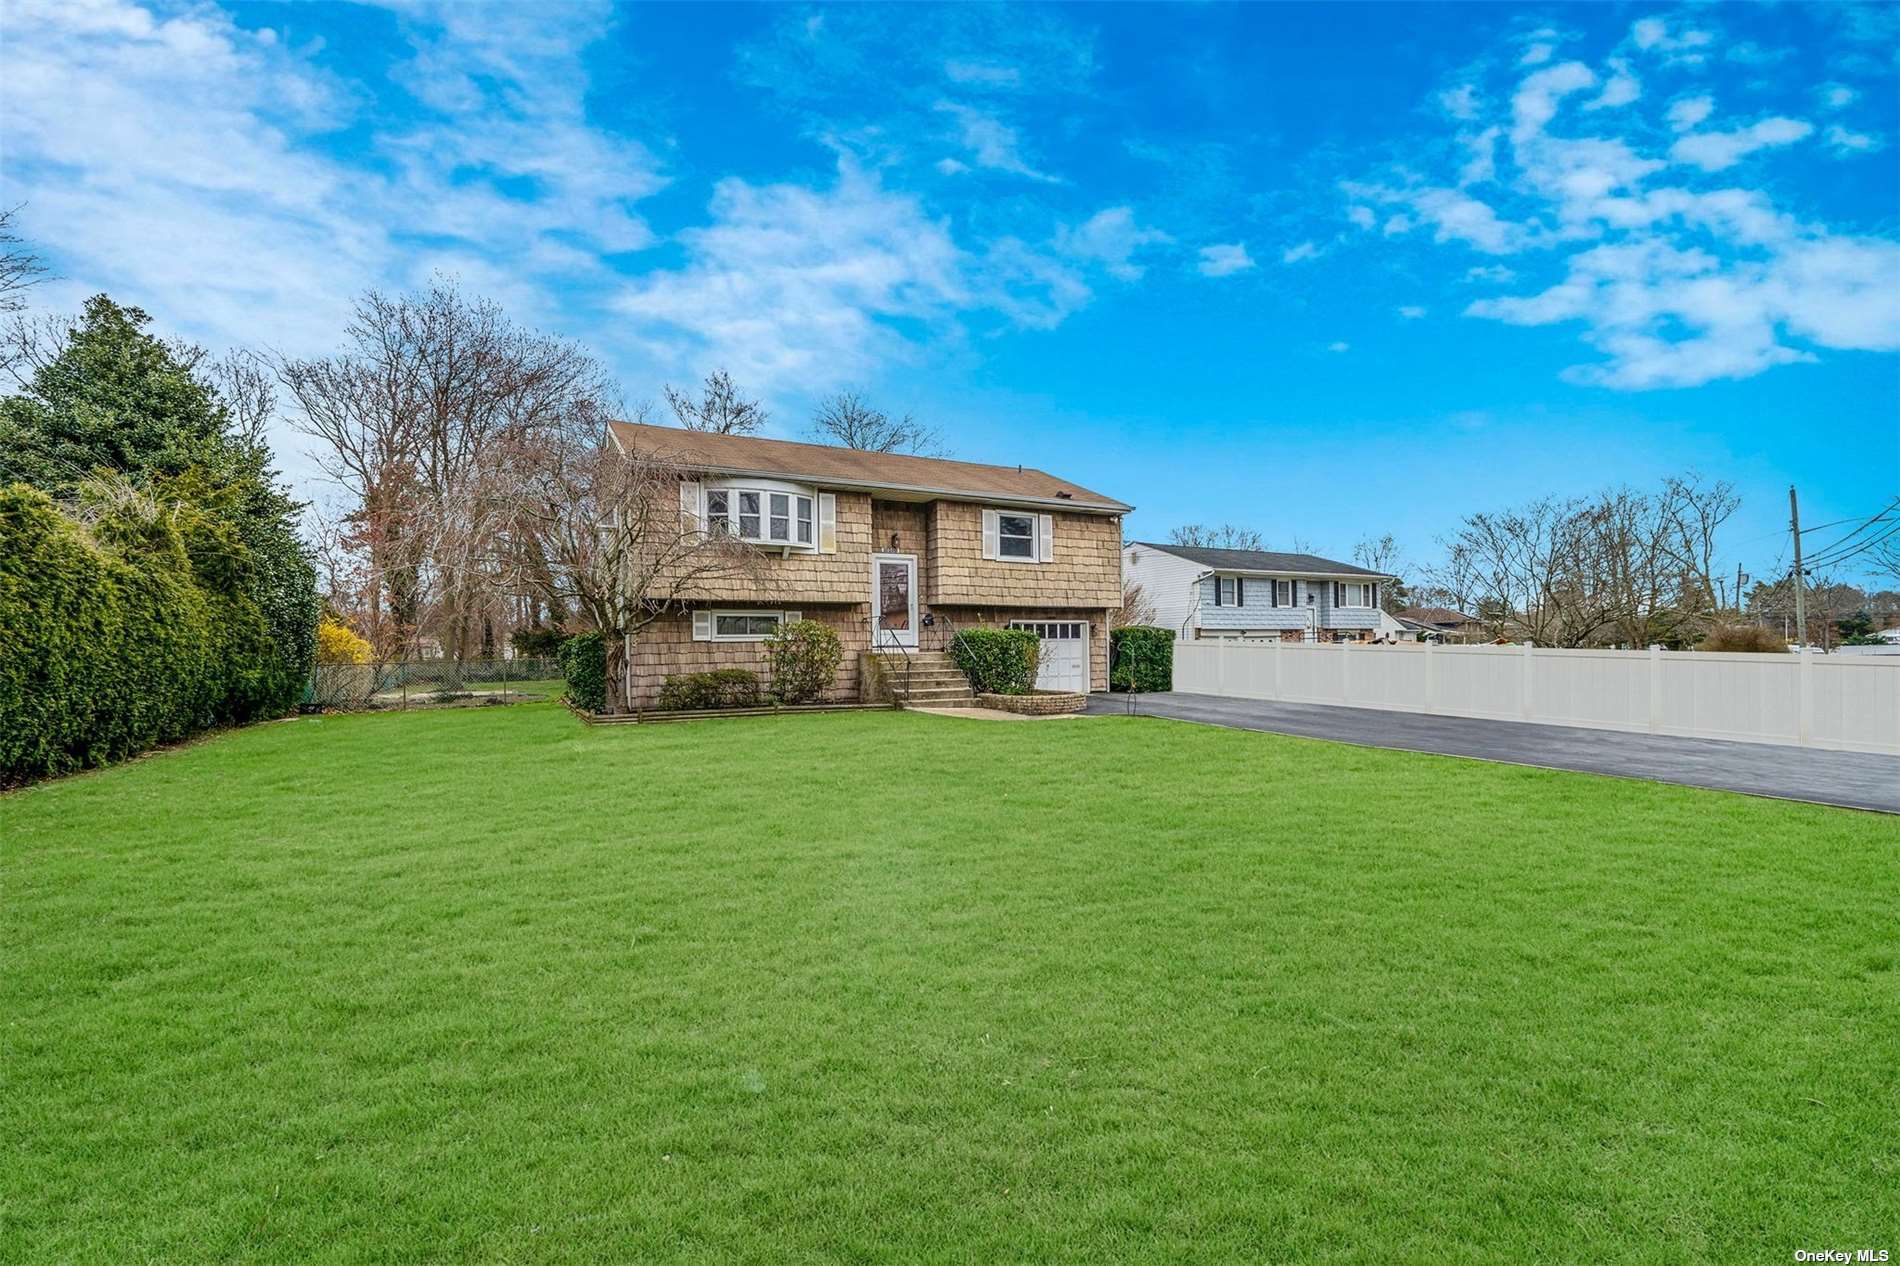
<box><xmin>1110</xmin><ymin>625</ymin><xmax>1174</xmax><ymax>692</ymax></box>
<box><xmin>951</xmin><ymin>627</ymin><xmax>1039</xmax><ymax>695</ymax></box>
<box><xmin>658</xmin><ymin>668</ymin><xmax>762</xmax><ymax>711</ymax></box>
<box><xmin>0</xmin><ymin>483</ymin><xmax>283</xmax><ymax>783</ymax></box>
<box><xmin>1698</xmin><ymin>625</ymin><xmax>1788</xmax><ymax>654</ymax></box>
<box><xmin>763</xmin><ymin>619</ymin><xmax>843</xmax><ymax>704</ymax></box>
<box><xmin>559</xmin><ymin>631</ymin><xmax>607</xmax><ymax>713</ymax></box>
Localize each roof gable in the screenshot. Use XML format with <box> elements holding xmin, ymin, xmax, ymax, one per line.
<box><xmin>607</xmin><ymin>421</ymin><xmax>1130</xmax><ymax>512</ymax></box>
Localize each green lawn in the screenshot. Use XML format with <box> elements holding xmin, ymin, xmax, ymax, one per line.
<box><xmin>5</xmin><ymin>705</ymin><xmax>1895</xmax><ymax>1262</ymax></box>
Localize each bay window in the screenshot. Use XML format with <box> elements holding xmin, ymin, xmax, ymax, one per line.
<box><xmin>701</xmin><ymin>481</ymin><xmax>817</xmax><ymax>549</ymax></box>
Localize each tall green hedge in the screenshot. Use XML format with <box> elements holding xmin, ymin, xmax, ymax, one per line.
<box><xmin>559</xmin><ymin>632</ymin><xmax>606</xmax><ymax>713</ymax></box>
<box><xmin>950</xmin><ymin>627</ymin><xmax>1040</xmax><ymax>695</ymax></box>
<box><xmin>1110</xmin><ymin>625</ymin><xmax>1174</xmax><ymax>692</ymax></box>
<box><xmin>0</xmin><ymin>484</ymin><xmax>283</xmax><ymax>782</ymax></box>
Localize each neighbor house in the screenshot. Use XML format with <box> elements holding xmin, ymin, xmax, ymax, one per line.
<box><xmin>1396</xmin><ymin>605</ymin><xmax>1485</xmax><ymax>642</ymax></box>
<box><xmin>1123</xmin><ymin>542</ymin><xmax>1394</xmax><ymax>642</ymax></box>
<box><xmin>608</xmin><ymin>421</ymin><xmax>1129</xmax><ymax>707</ymax></box>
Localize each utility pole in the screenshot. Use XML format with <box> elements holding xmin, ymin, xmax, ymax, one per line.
<box><xmin>1788</xmin><ymin>485</ymin><xmax>1807</xmax><ymax>649</ymax></box>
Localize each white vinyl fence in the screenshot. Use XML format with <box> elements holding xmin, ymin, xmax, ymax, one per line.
<box><xmin>1173</xmin><ymin>639</ymin><xmax>1900</xmax><ymax>755</ymax></box>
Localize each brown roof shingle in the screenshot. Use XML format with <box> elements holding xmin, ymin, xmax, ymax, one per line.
<box><xmin>606</xmin><ymin>420</ymin><xmax>1131</xmax><ymax>513</ymax></box>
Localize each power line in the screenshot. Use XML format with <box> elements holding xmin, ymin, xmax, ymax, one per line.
<box><xmin>1799</xmin><ymin>498</ymin><xmax>1899</xmax><ymax>564</ymax></box>
<box><xmin>1806</xmin><ymin>517</ymin><xmax>1900</xmax><ymax>573</ymax></box>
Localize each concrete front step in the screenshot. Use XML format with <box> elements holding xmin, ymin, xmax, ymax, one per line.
<box><xmin>893</xmin><ymin>687</ymin><xmax>977</xmax><ymax>703</ymax></box>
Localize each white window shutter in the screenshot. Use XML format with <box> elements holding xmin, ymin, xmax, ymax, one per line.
<box><xmin>981</xmin><ymin>509</ymin><xmax>999</xmax><ymax>560</ymax></box>
<box><xmin>1038</xmin><ymin>514</ymin><xmax>1055</xmax><ymax>563</ymax></box>
<box><xmin>691</xmin><ymin>610</ymin><xmax>712</xmax><ymax>641</ymax></box>
<box><xmin>680</xmin><ymin>480</ymin><xmax>703</xmax><ymax>530</ymax></box>
<box><xmin>817</xmin><ymin>493</ymin><xmax>837</xmax><ymax>554</ymax></box>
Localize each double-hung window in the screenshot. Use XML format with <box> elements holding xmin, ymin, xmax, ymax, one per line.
<box><xmin>737</xmin><ymin>491</ymin><xmax>762</xmax><ymax>539</ymax></box>
<box><xmin>1339</xmin><ymin>581</ymin><xmax>1373</xmax><ymax>608</ymax></box>
<box><xmin>705</xmin><ymin>489</ymin><xmax>731</xmax><ymax>536</ymax></box>
<box><xmin>1275</xmin><ymin>579</ymin><xmax>1292</xmax><ymax>605</ymax></box>
<box><xmin>998</xmin><ymin>513</ymin><xmax>1036</xmax><ymax>559</ymax></box>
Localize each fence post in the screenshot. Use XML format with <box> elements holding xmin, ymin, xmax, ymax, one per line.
<box><xmin>1648</xmin><ymin>644</ymin><xmax>1663</xmax><ymax>734</ymax></box>
<box><xmin>1423</xmin><ymin>638</ymin><xmax>1437</xmax><ymax>714</ymax></box>
<box><xmin>1797</xmin><ymin>648</ymin><xmax>1813</xmax><ymax>747</ymax></box>
<box><xmin>1273</xmin><ymin>633</ymin><xmax>1283</xmax><ymax>700</ymax></box>
<box><xmin>1520</xmin><ymin>641</ymin><xmax>1535</xmax><ymax>721</ymax></box>
<box><xmin>1340</xmin><ymin>636</ymin><xmax>1352</xmax><ymax>705</ymax></box>
<box><xmin>1216</xmin><ymin>633</ymin><xmax>1226</xmax><ymax>694</ymax></box>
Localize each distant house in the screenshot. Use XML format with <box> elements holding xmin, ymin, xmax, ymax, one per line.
<box><xmin>1397</xmin><ymin>605</ymin><xmax>1484</xmax><ymax>642</ymax></box>
<box><xmin>1123</xmin><ymin>542</ymin><xmax>1395</xmax><ymax>643</ymax></box>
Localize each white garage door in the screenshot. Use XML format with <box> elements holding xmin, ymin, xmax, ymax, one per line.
<box><xmin>1010</xmin><ymin>620</ymin><xmax>1089</xmax><ymax>693</ymax></box>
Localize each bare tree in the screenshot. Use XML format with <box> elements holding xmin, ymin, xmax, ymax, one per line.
<box><xmin>1427</xmin><ymin>476</ymin><xmax>1742</xmax><ymax>648</ymax></box>
<box><xmin>494</xmin><ymin>416</ymin><xmax>771</xmax><ymax>714</ymax></box>
<box><xmin>1352</xmin><ymin>533</ymin><xmax>1411</xmax><ymax>612</ymax></box>
<box><xmin>0</xmin><ymin>207</ymin><xmax>48</xmax><ymax>316</ymax></box>
<box><xmin>664</xmin><ymin>368</ymin><xmax>767</xmax><ymax>436</ymax></box>
<box><xmin>1168</xmin><ymin>523</ymin><xmax>1265</xmax><ymax>551</ymax></box>
<box><xmin>1113</xmin><ymin>577</ymin><xmax>1160</xmax><ymax>629</ymax></box>
<box><xmin>207</xmin><ymin>349</ymin><xmax>278</xmax><ymax>452</ymax></box>
<box><xmin>278</xmin><ymin>278</ymin><xmax>618</xmax><ymax>658</ymax></box>
<box><xmin>808</xmin><ymin>390</ymin><xmax>944</xmax><ymax>454</ymax></box>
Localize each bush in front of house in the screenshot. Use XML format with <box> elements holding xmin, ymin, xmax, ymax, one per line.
<box><xmin>658</xmin><ymin>668</ymin><xmax>762</xmax><ymax>711</ymax></box>
<box><xmin>763</xmin><ymin>618</ymin><xmax>843</xmax><ymax>704</ymax></box>
<box><xmin>1110</xmin><ymin>625</ymin><xmax>1173</xmax><ymax>692</ymax></box>
<box><xmin>1697</xmin><ymin>625</ymin><xmax>1788</xmax><ymax>653</ymax></box>
<box><xmin>559</xmin><ymin>631</ymin><xmax>607</xmax><ymax>712</ymax></box>
<box><xmin>951</xmin><ymin>627</ymin><xmax>1040</xmax><ymax>695</ymax></box>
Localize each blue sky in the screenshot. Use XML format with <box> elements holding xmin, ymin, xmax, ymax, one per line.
<box><xmin>5</xmin><ymin>0</ymin><xmax>1897</xmax><ymax>585</ymax></box>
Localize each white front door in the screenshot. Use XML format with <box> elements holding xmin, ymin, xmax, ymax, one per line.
<box><xmin>872</xmin><ymin>554</ymin><xmax>918</xmax><ymax>648</ymax></box>
<box><xmin>1010</xmin><ymin>620</ymin><xmax>1089</xmax><ymax>692</ymax></box>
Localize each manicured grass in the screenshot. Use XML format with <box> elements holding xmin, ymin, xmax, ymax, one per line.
<box><xmin>5</xmin><ymin>705</ymin><xmax>1895</xmax><ymax>1262</ymax></box>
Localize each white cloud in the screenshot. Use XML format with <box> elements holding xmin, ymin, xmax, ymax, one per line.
<box><xmin>1630</xmin><ymin>16</ymin><xmax>1714</xmax><ymax>62</ymax></box>
<box><xmin>1197</xmin><ymin>243</ymin><xmax>1255</xmax><ymax>277</ymax></box>
<box><xmin>1347</xmin><ymin>205</ymin><xmax>1377</xmax><ymax>229</ymax></box>
<box><xmin>1349</xmin><ymin>25</ymin><xmax>1900</xmax><ymax>390</ymax></box>
<box><xmin>1820</xmin><ymin>83</ymin><xmax>1858</xmax><ymax>110</ymax></box>
<box><xmin>1327</xmin><ymin>341</ymin><xmax>1350</xmax><ymax>353</ymax></box>
<box><xmin>0</xmin><ymin>0</ymin><xmax>662</xmax><ymax>366</ymax></box>
<box><xmin>1458</xmin><ymin>127</ymin><xmax>1500</xmax><ymax>185</ymax></box>
<box><xmin>616</xmin><ymin>160</ymin><xmax>972</xmax><ymax>387</ymax></box>
<box><xmin>1439</xmin><ymin>83</ymin><xmax>1482</xmax><ymax>121</ymax></box>
<box><xmin>934</xmin><ymin>101</ymin><xmax>1059</xmax><ymax>181</ymax></box>
<box><xmin>1670</xmin><ymin>117</ymin><xmax>1813</xmax><ymax>172</ymax></box>
<box><xmin>1587</xmin><ymin>59</ymin><xmax>1641</xmax><ymax>110</ymax></box>
<box><xmin>1666</xmin><ymin>95</ymin><xmax>1714</xmax><ymax>133</ymax></box>
<box><xmin>1055</xmin><ymin>206</ymin><xmax>1172</xmax><ymax>280</ymax></box>
<box><xmin>1281</xmin><ymin>240</ymin><xmax>1321</xmax><ymax>264</ymax></box>
<box><xmin>1397</xmin><ymin>305</ymin><xmax>1427</xmax><ymax>319</ymax></box>
<box><xmin>1825</xmin><ymin>125</ymin><xmax>1880</xmax><ymax>154</ymax></box>
<box><xmin>944</xmin><ymin>59</ymin><xmax>1020</xmax><ymax>87</ymax></box>
<box><xmin>1520</xmin><ymin>42</ymin><xmax>1554</xmax><ymax>68</ymax></box>
<box><xmin>1511</xmin><ymin>61</ymin><xmax>1596</xmax><ymax>144</ymax></box>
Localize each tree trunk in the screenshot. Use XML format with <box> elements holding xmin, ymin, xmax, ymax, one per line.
<box><xmin>602</xmin><ymin>630</ymin><xmax>630</xmax><ymax>715</ymax></box>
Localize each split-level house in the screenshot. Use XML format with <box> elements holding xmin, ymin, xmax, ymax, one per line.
<box><xmin>607</xmin><ymin>421</ymin><xmax>1130</xmax><ymax>707</ymax></box>
<box><xmin>1123</xmin><ymin>541</ymin><xmax>1395</xmax><ymax>642</ymax></box>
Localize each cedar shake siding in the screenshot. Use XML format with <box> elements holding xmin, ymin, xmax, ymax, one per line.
<box><xmin>605</xmin><ymin>422</ymin><xmax>1129</xmax><ymax>706</ymax></box>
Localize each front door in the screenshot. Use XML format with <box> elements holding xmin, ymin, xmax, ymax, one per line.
<box><xmin>872</xmin><ymin>554</ymin><xmax>918</xmax><ymax>648</ymax></box>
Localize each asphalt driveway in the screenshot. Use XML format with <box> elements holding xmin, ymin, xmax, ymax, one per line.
<box><xmin>1087</xmin><ymin>692</ymin><xmax>1900</xmax><ymax>814</ymax></box>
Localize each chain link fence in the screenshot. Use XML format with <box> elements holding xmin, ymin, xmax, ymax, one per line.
<box><xmin>308</xmin><ymin>657</ymin><xmax>564</xmax><ymax>711</ymax></box>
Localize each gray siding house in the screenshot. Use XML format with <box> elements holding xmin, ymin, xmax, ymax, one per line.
<box><xmin>1124</xmin><ymin>542</ymin><xmax>1394</xmax><ymax>642</ymax></box>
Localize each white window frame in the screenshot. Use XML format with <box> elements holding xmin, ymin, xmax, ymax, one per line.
<box><xmin>996</xmin><ymin>510</ymin><xmax>1038</xmax><ymax>562</ymax></box>
<box><xmin>1220</xmin><ymin>577</ymin><xmax>1238</xmax><ymax>606</ymax></box>
<box><xmin>1275</xmin><ymin>579</ymin><xmax>1292</xmax><ymax>606</ymax></box>
<box><xmin>1340</xmin><ymin>582</ymin><xmax>1373</xmax><ymax>608</ymax></box>
<box><xmin>700</xmin><ymin>479</ymin><xmax>820</xmax><ymax>550</ymax></box>
<box><xmin>709</xmin><ymin>610</ymin><xmax>786</xmax><ymax>642</ymax></box>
